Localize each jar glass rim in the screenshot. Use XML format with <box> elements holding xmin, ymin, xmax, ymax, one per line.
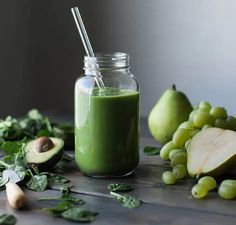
<box><xmin>84</xmin><ymin>52</ymin><xmax>129</xmax><ymax>62</ymax></box>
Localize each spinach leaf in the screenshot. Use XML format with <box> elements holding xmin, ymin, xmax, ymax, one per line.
<box><xmin>143</xmin><ymin>146</ymin><xmax>161</xmax><ymax>156</ymax></box>
<box><xmin>108</xmin><ymin>183</ymin><xmax>134</xmax><ymax>192</ymax></box>
<box><xmin>27</xmin><ymin>109</ymin><xmax>43</xmax><ymax>121</ymax></box>
<box><xmin>43</xmin><ymin>201</ymin><xmax>73</xmax><ymax>217</ymax></box>
<box><xmin>61</xmin><ymin>194</ymin><xmax>85</xmax><ymax>205</ymax></box>
<box><xmin>58</xmin><ymin>186</ymin><xmax>84</xmax><ymax>204</ymax></box>
<box><xmin>3</xmin><ymin>155</ymin><xmax>14</xmax><ymax>164</ymax></box>
<box><xmin>43</xmin><ymin>207</ymin><xmax>65</xmax><ymax>217</ymax></box>
<box><xmin>12</xmin><ymin>165</ymin><xmax>27</xmax><ymax>181</ymax></box>
<box><xmin>62</xmin><ymin>207</ymin><xmax>98</xmax><ymax>222</ymax></box>
<box><xmin>38</xmin><ymin>193</ymin><xmax>85</xmax><ymax>205</ymax></box>
<box><xmin>110</xmin><ymin>191</ymin><xmax>141</xmax><ymax>209</ymax></box>
<box><xmin>37</xmin><ymin>129</ymin><xmax>51</xmax><ymax>137</ymax></box>
<box><xmin>57</xmin><ymin>201</ymin><xmax>73</xmax><ymax>210</ymax></box>
<box><xmin>117</xmin><ymin>194</ymin><xmax>141</xmax><ymax>208</ymax></box>
<box><xmin>1</xmin><ymin>141</ymin><xmax>23</xmax><ymax>154</ymax></box>
<box><xmin>0</xmin><ymin>109</ymin><xmax>74</xmax><ymax>148</ymax></box>
<box><xmin>0</xmin><ymin>176</ymin><xmax>9</xmax><ymax>187</ymax></box>
<box><xmin>0</xmin><ymin>116</ymin><xmax>22</xmax><ymax>141</ymax></box>
<box><xmin>26</xmin><ymin>174</ymin><xmax>48</xmax><ymax>192</ymax></box>
<box><xmin>0</xmin><ymin>214</ymin><xmax>17</xmax><ymax>225</ymax></box>
<box><xmin>45</xmin><ymin>173</ymin><xmax>70</xmax><ymax>187</ymax></box>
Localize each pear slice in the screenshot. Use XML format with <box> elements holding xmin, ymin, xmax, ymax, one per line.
<box><xmin>187</xmin><ymin>127</ymin><xmax>236</xmax><ymax>177</ymax></box>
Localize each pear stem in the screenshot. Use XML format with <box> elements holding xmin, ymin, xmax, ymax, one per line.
<box><xmin>172</xmin><ymin>84</ymin><xmax>176</xmax><ymax>91</ymax></box>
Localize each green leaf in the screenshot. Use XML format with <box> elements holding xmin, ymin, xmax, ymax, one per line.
<box><xmin>3</xmin><ymin>155</ymin><xmax>14</xmax><ymax>164</ymax></box>
<box><xmin>1</xmin><ymin>141</ymin><xmax>22</xmax><ymax>154</ymax></box>
<box><xmin>45</xmin><ymin>118</ymin><xmax>53</xmax><ymax>133</ymax></box>
<box><xmin>0</xmin><ymin>214</ymin><xmax>17</xmax><ymax>225</ymax></box>
<box><xmin>43</xmin><ymin>202</ymin><xmax>73</xmax><ymax>217</ymax></box>
<box><xmin>110</xmin><ymin>192</ymin><xmax>141</xmax><ymax>209</ymax></box>
<box><xmin>143</xmin><ymin>146</ymin><xmax>161</xmax><ymax>156</ymax></box>
<box><xmin>27</xmin><ymin>109</ymin><xmax>43</xmax><ymax>120</ymax></box>
<box><xmin>43</xmin><ymin>207</ymin><xmax>65</xmax><ymax>217</ymax></box>
<box><xmin>108</xmin><ymin>183</ymin><xmax>134</xmax><ymax>192</ymax></box>
<box><xmin>26</xmin><ymin>174</ymin><xmax>48</xmax><ymax>192</ymax></box>
<box><xmin>12</xmin><ymin>165</ymin><xmax>27</xmax><ymax>181</ymax></box>
<box><xmin>57</xmin><ymin>201</ymin><xmax>73</xmax><ymax>210</ymax></box>
<box><xmin>117</xmin><ymin>194</ymin><xmax>141</xmax><ymax>209</ymax></box>
<box><xmin>61</xmin><ymin>194</ymin><xmax>85</xmax><ymax>205</ymax></box>
<box><xmin>40</xmin><ymin>172</ymin><xmax>70</xmax><ymax>188</ymax></box>
<box><xmin>60</xmin><ymin>185</ymin><xmax>70</xmax><ymax>194</ymax></box>
<box><xmin>37</xmin><ymin>129</ymin><xmax>51</xmax><ymax>137</ymax></box>
<box><xmin>0</xmin><ymin>176</ymin><xmax>9</xmax><ymax>187</ymax></box>
<box><xmin>62</xmin><ymin>207</ymin><xmax>98</xmax><ymax>222</ymax></box>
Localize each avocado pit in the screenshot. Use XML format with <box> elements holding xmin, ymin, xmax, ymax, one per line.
<box><xmin>35</xmin><ymin>136</ymin><xmax>54</xmax><ymax>153</ymax></box>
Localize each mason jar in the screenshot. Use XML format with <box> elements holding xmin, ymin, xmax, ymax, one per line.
<box><xmin>75</xmin><ymin>52</ymin><xmax>139</xmax><ymax>177</ymax></box>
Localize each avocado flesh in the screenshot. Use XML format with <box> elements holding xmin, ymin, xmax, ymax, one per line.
<box><xmin>187</xmin><ymin>128</ymin><xmax>236</xmax><ymax>177</ymax></box>
<box><xmin>25</xmin><ymin>137</ymin><xmax>64</xmax><ymax>170</ymax></box>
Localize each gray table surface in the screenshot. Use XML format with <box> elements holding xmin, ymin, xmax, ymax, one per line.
<box><xmin>0</xmin><ymin>119</ymin><xmax>235</xmax><ymax>225</ymax></box>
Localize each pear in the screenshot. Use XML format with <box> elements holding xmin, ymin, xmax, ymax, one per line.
<box><xmin>187</xmin><ymin>128</ymin><xmax>236</xmax><ymax>177</ymax></box>
<box><xmin>148</xmin><ymin>85</ymin><xmax>192</xmax><ymax>144</ymax></box>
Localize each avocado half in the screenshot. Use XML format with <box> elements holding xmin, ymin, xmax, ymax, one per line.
<box><xmin>24</xmin><ymin>137</ymin><xmax>64</xmax><ymax>171</ymax></box>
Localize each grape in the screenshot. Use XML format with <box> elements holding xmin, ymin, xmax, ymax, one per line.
<box><xmin>198</xmin><ymin>176</ymin><xmax>216</xmax><ymax>191</ymax></box>
<box><xmin>172</xmin><ymin>164</ymin><xmax>187</xmax><ymax>179</ymax></box>
<box><xmin>191</xmin><ymin>184</ymin><xmax>208</xmax><ymax>199</ymax></box>
<box><xmin>226</xmin><ymin>116</ymin><xmax>236</xmax><ymax>131</ymax></box>
<box><xmin>189</xmin><ymin>110</ymin><xmax>198</xmax><ymax>121</ymax></box>
<box><xmin>214</xmin><ymin>118</ymin><xmax>228</xmax><ymax>129</ymax></box>
<box><xmin>179</xmin><ymin>121</ymin><xmax>194</xmax><ymax>130</ymax></box>
<box><xmin>193</xmin><ymin>111</ymin><xmax>215</xmax><ymax>128</ymax></box>
<box><xmin>220</xmin><ymin>180</ymin><xmax>236</xmax><ymax>188</ymax></box>
<box><xmin>170</xmin><ymin>152</ymin><xmax>187</xmax><ymax>167</ymax></box>
<box><xmin>169</xmin><ymin>149</ymin><xmax>185</xmax><ymax>160</ymax></box>
<box><xmin>162</xmin><ymin>171</ymin><xmax>176</xmax><ymax>185</ymax></box>
<box><xmin>172</xmin><ymin>128</ymin><xmax>191</xmax><ymax>147</ymax></box>
<box><xmin>189</xmin><ymin>129</ymin><xmax>200</xmax><ymax>137</ymax></box>
<box><xmin>160</xmin><ymin>141</ymin><xmax>176</xmax><ymax>160</ymax></box>
<box><xmin>199</xmin><ymin>101</ymin><xmax>211</xmax><ymax>110</ymax></box>
<box><xmin>185</xmin><ymin>139</ymin><xmax>191</xmax><ymax>153</ymax></box>
<box><xmin>193</xmin><ymin>104</ymin><xmax>199</xmax><ymax>110</ymax></box>
<box><xmin>201</xmin><ymin>124</ymin><xmax>212</xmax><ymax>130</ymax></box>
<box><xmin>218</xmin><ymin>184</ymin><xmax>236</xmax><ymax>200</ymax></box>
<box><xmin>210</xmin><ymin>107</ymin><xmax>227</xmax><ymax>119</ymax></box>
<box><xmin>198</xmin><ymin>107</ymin><xmax>211</xmax><ymax>113</ymax></box>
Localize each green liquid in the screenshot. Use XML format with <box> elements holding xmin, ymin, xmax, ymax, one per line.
<box><xmin>75</xmin><ymin>87</ymin><xmax>140</xmax><ymax>177</ymax></box>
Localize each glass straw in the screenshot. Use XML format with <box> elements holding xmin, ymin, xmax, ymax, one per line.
<box><xmin>71</xmin><ymin>7</ymin><xmax>105</xmax><ymax>89</ymax></box>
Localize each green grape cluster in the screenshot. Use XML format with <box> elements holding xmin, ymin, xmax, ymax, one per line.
<box><xmin>218</xmin><ymin>180</ymin><xmax>236</xmax><ymax>200</ymax></box>
<box><xmin>191</xmin><ymin>176</ymin><xmax>216</xmax><ymax>199</ymax></box>
<box><xmin>160</xmin><ymin>101</ymin><xmax>236</xmax><ymax>162</ymax></box>
<box><xmin>160</xmin><ymin>100</ymin><xmax>236</xmax><ymax>196</ymax></box>
<box><xmin>161</xmin><ymin>149</ymin><xmax>188</xmax><ymax>185</ymax></box>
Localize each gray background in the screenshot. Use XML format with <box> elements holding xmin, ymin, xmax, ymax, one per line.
<box><xmin>1</xmin><ymin>0</ymin><xmax>236</xmax><ymax>118</ymax></box>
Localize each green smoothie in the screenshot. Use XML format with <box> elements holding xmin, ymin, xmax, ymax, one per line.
<box><xmin>75</xmin><ymin>87</ymin><xmax>139</xmax><ymax>177</ymax></box>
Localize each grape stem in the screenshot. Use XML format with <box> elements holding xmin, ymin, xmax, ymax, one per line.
<box><xmin>172</xmin><ymin>84</ymin><xmax>176</xmax><ymax>91</ymax></box>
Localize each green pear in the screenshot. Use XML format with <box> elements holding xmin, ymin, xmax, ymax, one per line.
<box><xmin>148</xmin><ymin>85</ymin><xmax>192</xmax><ymax>144</ymax></box>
